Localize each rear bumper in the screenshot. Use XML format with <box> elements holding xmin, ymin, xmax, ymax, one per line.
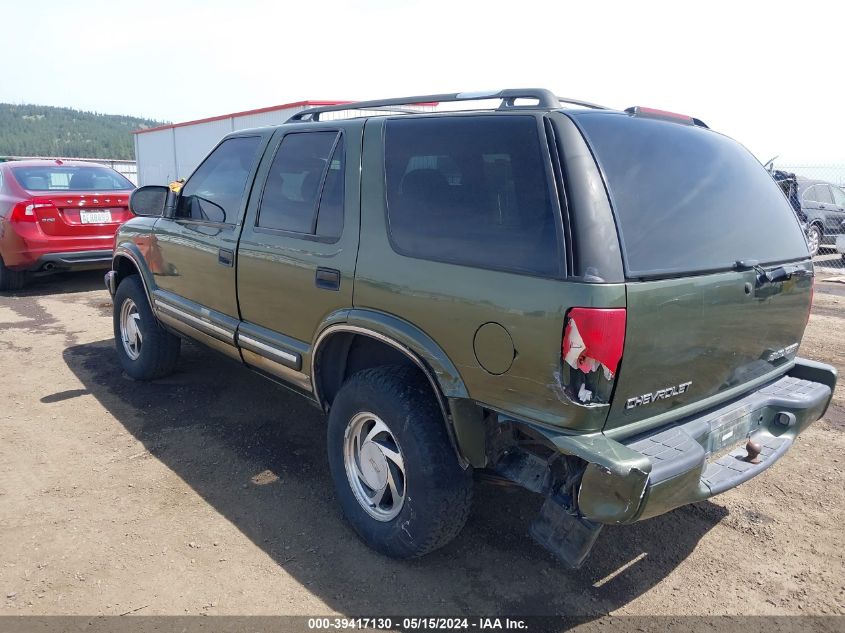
<box><xmin>532</xmin><ymin>358</ymin><xmax>836</xmax><ymax>525</ymax></box>
<box><xmin>836</xmin><ymin>234</ymin><xmax>845</xmax><ymax>254</ymax></box>
<box><xmin>29</xmin><ymin>250</ymin><xmax>113</xmax><ymax>273</ymax></box>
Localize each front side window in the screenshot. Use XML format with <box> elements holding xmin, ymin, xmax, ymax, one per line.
<box><xmin>802</xmin><ymin>185</ymin><xmax>819</xmax><ymax>204</ymax></box>
<box><xmin>176</xmin><ymin>136</ymin><xmax>261</xmax><ymax>224</ymax></box>
<box><xmin>257</xmin><ymin>131</ymin><xmax>345</xmax><ymax>239</ymax></box>
<box><xmin>384</xmin><ymin>116</ymin><xmax>560</xmax><ymax>277</ymax></box>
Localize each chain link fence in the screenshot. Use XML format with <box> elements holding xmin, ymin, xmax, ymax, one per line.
<box><xmin>771</xmin><ymin>163</ymin><xmax>845</xmax><ymax>278</ymax></box>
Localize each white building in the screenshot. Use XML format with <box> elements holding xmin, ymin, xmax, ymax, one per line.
<box><xmin>132</xmin><ymin>100</ymin><xmax>346</xmax><ymax>186</ymax></box>
<box><xmin>133</xmin><ymin>99</ymin><xmax>437</xmax><ymax>186</ymax></box>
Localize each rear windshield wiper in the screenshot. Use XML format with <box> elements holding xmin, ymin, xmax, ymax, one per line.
<box><xmin>734</xmin><ymin>260</ymin><xmax>812</xmax><ymax>287</ymax></box>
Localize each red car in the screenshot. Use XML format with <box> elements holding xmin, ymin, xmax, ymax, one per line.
<box><xmin>0</xmin><ymin>159</ymin><xmax>135</xmax><ymax>290</ymax></box>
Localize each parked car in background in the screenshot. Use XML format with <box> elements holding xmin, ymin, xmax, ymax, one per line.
<box><xmin>105</xmin><ymin>90</ymin><xmax>835</xmax><ymax>568</ymax></box>
<box><xmin>837</xmin><ymin>231</ymin><xmax>845</xmax><ymax>263</ymax></box>
<box><xmin>796</xmin><ymin>177</ymin><xmax>845</xmax><ymax>256</ymax></box>
<box><xmin>0</xmin><ymin>159</ymin><xmax>135</xmax><ymax>290</ymax></box>
<box><xmin>771</xmin><ymin>169</ymin><xmax>807</xmax><ymax>230</ymax></box>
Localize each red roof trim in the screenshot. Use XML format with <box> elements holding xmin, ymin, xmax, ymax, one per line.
<box><xmin>132</xmin><ymin>100</ymin><xmax>351</xmax><ymax>135</ymax></box>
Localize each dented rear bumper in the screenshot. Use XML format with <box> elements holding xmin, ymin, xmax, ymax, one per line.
<box><xmin>530</xmin><ymin>358</ymin><xmax>836</xmax><ymax>525</ymax></box>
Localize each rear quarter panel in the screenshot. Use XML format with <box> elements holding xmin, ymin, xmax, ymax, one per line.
<box><xmin>354</xmin><ymin>118</ymin><xmax>624</xmax><ymax>432</ymax></box>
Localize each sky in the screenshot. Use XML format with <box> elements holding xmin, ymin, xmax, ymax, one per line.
<box><xmin>1</xmin><ymin>0</ymin><xmax>843</xmax><ymax>167</ymax></box>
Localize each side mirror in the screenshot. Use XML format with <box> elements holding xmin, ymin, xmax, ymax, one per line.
<box><xmin>129</xmin><ymin>185</ymin><xmax>169</xmax><ymax>217</ymax></box>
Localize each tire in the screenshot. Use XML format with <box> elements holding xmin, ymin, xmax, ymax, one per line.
<box><xmin>327</xmin><ymin>364</ymin><xmax>473</xmax><ymax>558</ymax></box>
<box><xmin>0</xmin><ymin>255</ymin><xmax>26</xmax><ymax>292</ymax></box>
<box><xmin>113</xmin><ymin>274</ymin><xmax>180</xmax><ymax>380</ymax></box>
<box><xmin>806</xmin><ymin>224</ymin><xmax>822</xmax><ymax>257</ymax></box>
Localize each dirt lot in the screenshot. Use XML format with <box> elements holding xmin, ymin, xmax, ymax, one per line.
<box><xmin>0</xmin><ymin>271</ymin><xmax>843</xmax><ymax>619</ymax></box>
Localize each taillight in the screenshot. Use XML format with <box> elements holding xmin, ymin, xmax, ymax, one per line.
<box><xmin>9</xmin><ymin>201</ymin><xmax>38</xmax><ymax>222</ymax></box>
<box><xmin>9</xmin><ymin>199</ymin><xmax>54</xmax><ymax>223</ymax></box>
<box><xmin>561</xmin><ymin>308</ymin><xmax>626</xmax><ymax>404</ymax></box>
<box><xmin>624</xmin><ymin>106</ymin><xmax>708</xmax><ymax>128</ymax></box>
<box><xmin>627</xmin><ymin>106</ymin><xmax>694</xmax><ymax>123</ymax></box>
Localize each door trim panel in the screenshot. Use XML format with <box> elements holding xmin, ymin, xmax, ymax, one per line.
<box><xmin>152</xmin><ymin>289</ymin><xmax>238</xmax><ymax>346</ymax></box>
<box><xmin>155</xmin><ymin>300</ymin><xmax>233</xmax><ymax>341</ymax></box>
<box><xmin>238</xmin><ymin>334</ymin><xmax>300</xmax><ymax>369</ymax></box>
<box><xmin>240</xmin><ymin>348</ymin><xmax>312</xmax><ymax>392</ymax></box>
<box><xmin>236</xmin><ymin>321</ymin><xmax>306</xmax><ymax>371</ymax></box>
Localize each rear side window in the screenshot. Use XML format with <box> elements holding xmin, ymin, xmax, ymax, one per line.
<box><xmin>257</xmin><ymin>131</ymin><xmax>345</xmax><ymax>240</ymax></box>
<box><xmin>384</xmin><ymin>116</ymin><xmax>560</xmax><ymax>277</ymax></box>
<box><xmin>814</xmin><ymin>185</ymin><xmax>834</xmax><ymax>204</ymax></box>
<box><xmin>177</xmin><ymin>136</ymin><xmax>261</xmax><ymax>224</ymax></box>
<box><xmin>833</xmin><ymin>187</ymin><xmax>845</xmax><ymax>206</ymax></box>
<box><xmin>804</xmin><ymin>184</ymin><xmax>835</xmax><ymax>204</ymax></box>
<box><xmin>574</xmin><ymin>113</ymin><xmax>809</xmax><ymax>277</ymax></box>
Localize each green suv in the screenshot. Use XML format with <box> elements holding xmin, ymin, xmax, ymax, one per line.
<box><xmin>106</xmin><ymin>89</ymin><xmax>836</xmax><ymax>567</ymax></box>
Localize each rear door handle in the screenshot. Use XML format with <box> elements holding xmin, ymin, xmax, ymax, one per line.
<box><xmin>315</xmin><ymin>267</ymin><xmax>341</xmax><ymax>291</ymax></box>
<box><xmin>218</xmin><ymin>248</ymin><xmax>234</xmax><ymax>267</ymax></box>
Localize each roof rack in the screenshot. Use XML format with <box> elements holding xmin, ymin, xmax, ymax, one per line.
<box><xmin>287</xmin><ymin>89</ymin><xmax>608</xmax><ymax>122</ymax></box>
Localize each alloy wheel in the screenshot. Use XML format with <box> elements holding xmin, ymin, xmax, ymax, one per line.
<box><xmin>119</xmin><ymin>298</ymin><xmax>143</xmax><ymax>361</ymax></box>
<box><xmin>343</xmin><ymin>411</ymin><xmax>407</xmax><ymax>521</ymax></box>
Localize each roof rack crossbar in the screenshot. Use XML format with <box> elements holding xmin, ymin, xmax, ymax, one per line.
<box><xmin>287</xmin><ymin>89</ymin><xmax>608</xmax><ymax>122</ymax></box>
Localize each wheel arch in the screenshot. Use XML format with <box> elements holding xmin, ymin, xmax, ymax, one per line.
<box><xmin>311</xmin><ymin>311</ymin><xmax>483</xmax><ymax>468</ymax></box>
<box><xmin>112</xmin><ymin>243</ymin><xmax>155</xmax><ymax>306</ymax></box>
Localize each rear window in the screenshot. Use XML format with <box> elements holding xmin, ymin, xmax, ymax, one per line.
<box><xmin>11</xmin><ymin>165</ymin><xmax>134</xmax><ymax>192</ymax></box>
<box><xmin>384</xmin><ymin>115</ymin><xmax>560</xmax><ymax>277</ymax></box>
<box><xmin>257</xmin><ymin>131</ymin><xmax>345</xmax><ymax>240</ymax></box>
<box><xmin>573</xmin><ymin>113</ymin><xmax>809</xmax><ymax>277</ymax></box>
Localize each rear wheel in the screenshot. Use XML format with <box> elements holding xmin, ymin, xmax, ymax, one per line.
<box><xmin>0</xmin><ymin>256</ymin><xmax>26</xmax><ymax>292</ymax></box>
<box><xmin>327</xmin><ymin>365</ymin><xmax>473</xmax><ymax>558</ymax></box>
<box><xmin>113</xmin><ymin>275</ymin><xmax>180</xmax><ymax>380</ymax></box>
<box><xmin>806</xmin><ymin>224</ymin><xmax>822</xmax><ymax>257</ymax></box>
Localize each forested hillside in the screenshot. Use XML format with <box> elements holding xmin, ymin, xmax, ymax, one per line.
<box><xmin>0</xmin><ymin>104</ymin><xmax>165</xmax><ymax>160</ymax></box>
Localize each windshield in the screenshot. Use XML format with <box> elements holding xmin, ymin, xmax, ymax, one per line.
<box><xmin>573</xmin><ymin>112</ymin><xmax>809</xmax><ymax>278</ymax></box>
<box><xmin>11</xmin><ymin>165</ymin><xmax>134</xmax><ymax>192</ymax></box>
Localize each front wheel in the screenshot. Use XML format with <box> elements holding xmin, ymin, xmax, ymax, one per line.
<box><xmin>113</xmin><ymin>275</ymin><xmax>181</xmax><ymax>380</ymax></box>
<box><xmin>327</xmin><ymin>365</ymin><xmax>473</xmax><ymax>558</ymax></box>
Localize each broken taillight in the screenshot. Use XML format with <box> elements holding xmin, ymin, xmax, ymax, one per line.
<box><xmin>561</xmin><ymin>308</ymin><xmax>626</xmax><ymax>404</ymax></box>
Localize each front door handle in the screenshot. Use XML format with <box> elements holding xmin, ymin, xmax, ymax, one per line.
<box><xmin>315</xmin><ymin>267</ymin><xmax>341</xmax><ymax>291</ymax></box>
<box><xmin>218</xmin><ymin>248</ymin><xmax>234</xmax><ymax>267</ymax></box>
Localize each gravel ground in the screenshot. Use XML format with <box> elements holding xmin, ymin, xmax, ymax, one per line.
<box><xmin>0</xmin><ymin>270</ymin><xmax>843</xmax><ymax>620</ymax></box>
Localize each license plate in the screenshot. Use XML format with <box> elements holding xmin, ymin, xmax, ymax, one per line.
<box><xmin>706</xmin><ymin>403</ymin><xmax>755</xmax><ymax>454</ymax></box>
<box><xmin>80</xmin><ymin>210</ymin><xmax>112</xmax><ymax>224</ymax></box>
